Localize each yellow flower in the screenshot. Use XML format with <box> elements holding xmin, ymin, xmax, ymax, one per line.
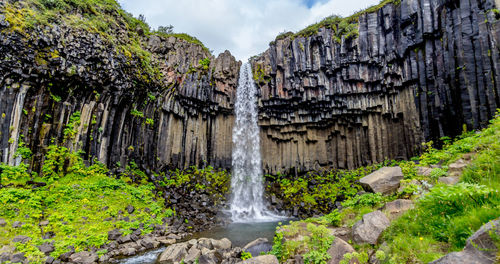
<box><xmin>419</xmin><ymin>237</ymin><xmax>423</xmax><ymax>241</ymax></box>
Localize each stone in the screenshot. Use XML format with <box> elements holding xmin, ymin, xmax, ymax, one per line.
<box><xmin>438</xmin><ymin>176</ymin><xmax>460</xmax><ymax>185</ymax></box>
<box><xmin>382</xmin><ymin>199</ymin><xmax>414</xmax><ymax>220</ymax></box>
<box><xmin>0</xmin><ymin>253</ymin><xmax>11</xmax><ymax>263</ymax></box>
<box><xmin>39</xmin><ymin>220</ymin><xmax>49</xmax><ymax>227</ymax></box>
<box><xmin>117</xmin><ymin>234</ymin><xmax>132</xmax><ymax>244</ymax></box>
<box><xmin>45</xmin><ymin>256</ymin><xmax>55</xmax><ymax>264</ymax></box>
<box><xmin>184</xmin><ymin>246</ymin><xmax>201</xmax><ymax>263</ymax></box>
<box><xmin>239</xmin><ymin>255</ymin><xmax>279</xmax><ymax>264</ymax></box>
<box><xmin>359</xmin><ymin>167</ymin><xmax>404</xmax><ymax>194</ymax></box>
<box><xmin>11</xmin><ymin>252</ymin><xmax>26</xmax><ymax>263</ymax></box>
<box><xmin>448</xmin><ymin>159</ymin><xmax>468</xmax><ymax>177</ymax></box>
<box><xmin>68</xmin><ymin>251</ymin><xmax>98</xmax><ymax>264</ymax></box>
<box><xmin>12</xmin><ymin>235</ymin><xmax>32</xmax><ymax>244</ymax></box>
<box><xmin>108</xmin><ymin>229</ymin><xmax>122</xmax><ymax>240</ymax></box>
<box><xmin>416</xmin><ymin>166</ymin><xmax>432</xmax><ymax>177</ymax></box>
<box><xmin>211</xmin><ymin>238</ymin><xmax>232</xmax><ymax>250</ymax></box>
<box><xmin>353</xmin><ymin>211</ymin><xmax>390</xmax><ymax>245</ymax></box>
<box><xmin>243</xmin><ymin>238</ymin><xmax>272</xmax><ymax>257</ymax></box>
<box><xmin>198</xmin><ymin>238</ymin><xmax>214</xmax><ymax>250</ymax></box>
<box><xmin>327</xmin><ymin>237</ymin><xmax>355</xmax><ymax>264</ymax></box>
<box><xmin>126</xmin><ymin>205</ymin><xmax>135</xmax><ymax>214</ymax></box>
<box><xmin>12</xmin><ymin>221</ymin><xmax>24</xmax><ymax>228</ymax></box>
<box><xmin>37</xmin><ymin>242</ymin><xmax>55</xmax><ymax>254</ymax></box>
<box><xmin>0</xmin><ymin>218</ymin><xmax>6</xmax><ymax>227</ymax></box>
<box><xmin>159</xmin><ymin>238</ymin><xmax>177</xmax><ymax>246</ymax></box>
<box><xmin>430</xmin><ymin>219</ymin><xmax>499</xmax><ymax>264</ymax></box>
<box><xmin>157</xmin><ymin>243</ymin><xmax>189</xmax><ymax>264</ymax></box>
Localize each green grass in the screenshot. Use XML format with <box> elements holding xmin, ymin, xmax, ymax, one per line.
<box><xmin>0</xmin><ymin>145</ymin><xmax>172</xmax><ymax>263</ymax></box>
<box><xmin>271</xmin><ymin>111</ymin><xmax>500</xmax><ymax>263</ymax></box>
<box><xmin>271</xmin><ymin>0</ymin><xmax>401</xmax><ymax>45</ymax></box>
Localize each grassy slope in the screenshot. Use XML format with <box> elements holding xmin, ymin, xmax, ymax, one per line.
<box><xmin>0</xmin><ymin>144</ymin><xmax>172</xmax><ymax>263</ymax></box>
<box><xmin>271</xmin><ymin>0</ymin><xmax>401</xmax><ymax>44</ymax></box>
<box><xmin>271</xmin><ymin>112</ymin><xmax>500</xmax><ymax>263</ymax></box>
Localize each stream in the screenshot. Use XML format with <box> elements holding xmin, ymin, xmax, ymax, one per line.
<box><xmin>119</xmin><ymin>220</ymin><xmax>287</xmax><ymax>263</ymax></box>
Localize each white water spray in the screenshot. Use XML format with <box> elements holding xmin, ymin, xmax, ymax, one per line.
<box><xmin>230</xmin><ymin>62</ymin><xmax>278</xmax><ymax>222</ymax></box>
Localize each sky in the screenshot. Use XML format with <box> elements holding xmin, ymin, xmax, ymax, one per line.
<box><xmin>118</xmin><ymin>0</ymin><xmax>380</xmax><ymax>60</ymax></box>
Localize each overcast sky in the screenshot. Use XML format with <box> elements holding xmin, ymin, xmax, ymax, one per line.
<box><xmin>118</xmin><ymin>0</ymin><xmax>380</xmax><ymax>60</ymax></box>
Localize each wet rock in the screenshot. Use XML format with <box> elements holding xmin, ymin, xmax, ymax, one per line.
<box><xmin>430</xmin><ymin>219</ymin><xmax>499</xmax><ymax>264</ymax></box>
<box><xmin>327</xmin><ymin>237</ymin><xmax>355</xmax><ymax>264</ymax></box>
<box><xmin>359</xmin><ymin>167</ymin><xmax>404</xmax><ymax>194</ymax></box>
<box><xmin>239</xmin><ymin>255</ymin><xmax>279</xmax><ymax>264</ymax></box>
<box><xmin>353</xmin><ymin>211</ymin><xmax>390</xmax><ymax>245</ymax></box>
<box><xmin>68</xmin><ymin>251</ymin><xmax>98</xmax><ymax>264</ymax></box>
<box><xmin>243</xmin><ymin>238</ymin><xmax>272</xmax><ymax>257</ymax></box>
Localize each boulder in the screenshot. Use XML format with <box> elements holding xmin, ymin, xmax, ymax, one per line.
<box><xmin>243</xmin><ymin>238</ymin><xmax>272</xmax><ymax>257</ymax></box>
<box><xmin>108</xmin><ymin>229</ymin><xmax>122</xmax><ymax>240</ymax></box>
<box><xmin>359</xmin><ymin>167</ymin><xmax>404</xmax><ymax>194</ymax></box>
<box><xmin>327</xmin><ymin>237</ymin><xmax>355</xmax><ymax>264</ymax></box>
<box><xmin>353</xmin><ymin>211</ymin><xmax>390</xmax><ymax>245</ymax></box>
<box><xmin>117</xmin><ymin>234</ymin><xmax>132</xmax><ymax>244</ymax></box>
<box><xmin>37</xmin><ymin>242</ymin><xmax>55</xmax><ymax>254</ymax></box>
<box><xmin>184</xmin><ymin>246</ymin><xmax>201</xmax><ymax>263</ymax></box>
<box><xmin>438</xmin><ymin>176</ymin><xmax>460</xmax><ymax>185</ymax></box>
<box><xmin>68</xmin><ymin>251</ymin><xmax>98</xmax><ymax>264</ymax></box>
<box><xmin>448</xmin><ymin>159</ymin><xmax>468</xmax><ymax>177</ymax></box>
<box><xmin>212</xmin><ymin>238</ymin><xmax>232</xmax><ymax>250</ymax></box>
<box><xmin>126</xmin><ymin>205</ymin><xmax>135</xmax><ymax>214</ymax></box>
<box><xmin>416</xmin><ymin>166</ymin><xmax>432</xmax><ymax>177</ymax></box>
<box><xmin>382</xmin><ymin>199</ymin><xmax>414</xmax><ymax>220</ymax></box>
<box><xmin>12</xmin><ymin>221</ymin><xmax>24</xmax><ymax>228</ymax></box>
<box><xmin>430</xmin><ymin>219</ymin><xmax>499</xmax><ymax>264</ymax></box>
<box><xmin>11</xmin><ymin>252</ymin><xmax>26</xmax><ymax>263</ymax></box>
<box><xmin>12</xmin><ymin>235</ymin><xmax>32</xmax><ymax>244</ymax></box>
<box><xmin>239</xmin><ymin>255</ymin><xmax>279</xmax><ymax>264</ymax></box>
<box><xmin>140</xmin><ymin>237</ymin><xmax>156</xmax><ymax>249</ymax></box>
<box><xmin>157</xmin><ymin>243</ymin><xmax>189</xmax><ymax>264</ymax></box>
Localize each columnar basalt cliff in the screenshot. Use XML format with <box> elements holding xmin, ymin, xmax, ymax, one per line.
<box><xmin>252</xmin><ymin>0</ymin><xmax>500</xmax><ymax>174</ymax></box>
<box><xmin>0</xmin><ymin>8</ymin><xmax>240</xmax><ymax>173</ymax></box>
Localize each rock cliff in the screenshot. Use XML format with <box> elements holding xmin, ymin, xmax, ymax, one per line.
<box><xmin>252</xmin><ymin>0</ymin><xmax>500</xmax><ymax>174</ymax></box>
<box><xmin>0</xmin><ymin>0</ymin><xmax>240</xmax><ymax>173</ymax></box>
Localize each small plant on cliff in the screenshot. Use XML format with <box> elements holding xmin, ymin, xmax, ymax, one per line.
<box><xmin>63</xmin><ymin>111</ymin><xmax>81</xmax><ymax>141</ymax></box>
<box><xmin>240</xmin><ymin>251</ymin><xmax>252</xmax><ymax>260</ymax></box>
<box><xmin>130</xmin><ymin>109</ymin><xmax>144</xmax><ymax>118</ymax></box>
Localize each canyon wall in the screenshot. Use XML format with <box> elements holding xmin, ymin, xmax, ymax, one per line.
<box><xmin>0</xmin><ymin>18</ymin><xmax>240</xmax><ymax>173</ymax></box>
<box><xmin>252</xmin><ymin>0</ymin><xmax>500</xmax><ymax>174</ymax></box>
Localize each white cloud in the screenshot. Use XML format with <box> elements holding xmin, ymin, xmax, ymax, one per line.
<box><xmin>118</xmin><ymin>0</ymin><xmax>380</xmax><ymax>61</ymax></box>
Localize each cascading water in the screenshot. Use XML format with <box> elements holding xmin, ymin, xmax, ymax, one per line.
<box><xmin>230</xmin><ymin>62</ymin><xmax>277</xmax><ymax>222</ymax></box>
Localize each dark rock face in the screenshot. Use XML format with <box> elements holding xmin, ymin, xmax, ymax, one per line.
<box><xmin>252</xmin><ymin>0</ymin><xmax>500</xmax><ymax>174</ymax></box>
<box><xmin>0</xmin><ymin>23</ymin><xmax>240</xmax><ymax>173</ymax></box>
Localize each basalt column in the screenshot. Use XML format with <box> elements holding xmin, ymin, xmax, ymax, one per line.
<box><xmin>252</xmin><ymin>0</ymin><xmax>500</xmax><ymax>174</ymax></box>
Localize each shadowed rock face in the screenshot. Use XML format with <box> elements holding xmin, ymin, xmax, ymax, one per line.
<box><xmin>0</xmin><ymin>22</ymin><xmax>240</xmax><ymax>173</ymax></box>
<box><xmin>252</xmin><ymin>0</ymin><xmax>500</xmax><ymax>174</ymax></box>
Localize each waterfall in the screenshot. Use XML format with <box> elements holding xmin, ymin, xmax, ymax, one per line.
<box><xmin>230</xmin><ymin>62</ymin><xmax>277</xmax><ymax>222</ymax></box>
